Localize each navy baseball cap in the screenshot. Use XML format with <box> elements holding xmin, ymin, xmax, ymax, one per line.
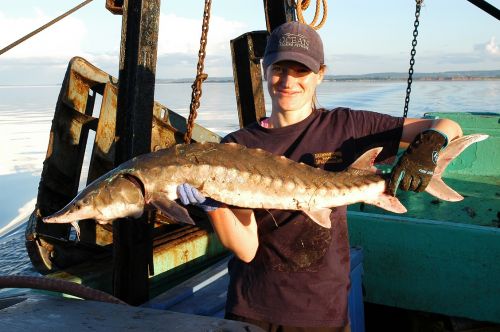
<box><xmin>263</xmin><ymin>21</ymin><xmax>324</xmax><ymax>73</ymax></box>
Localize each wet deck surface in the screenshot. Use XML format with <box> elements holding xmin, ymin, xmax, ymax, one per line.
<box><xmin>0</xmin><ymin>294</ymin><xmax>263</xmax><ymax>331</ymax></box>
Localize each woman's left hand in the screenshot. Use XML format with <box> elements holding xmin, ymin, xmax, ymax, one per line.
<box><xmin>387</xmin><ymin>129</ymin><xmax>447</xmax><ymax>195</ymax></box>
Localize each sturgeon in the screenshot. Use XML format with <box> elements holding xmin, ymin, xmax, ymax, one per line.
<box><xmin>43</xmin><ymin>134</ymin><xmax>488</xmax><ymax>233</ymax></box>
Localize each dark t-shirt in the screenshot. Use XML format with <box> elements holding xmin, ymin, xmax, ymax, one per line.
<box><xmin>222</xmin><ymin>108</ymin><xmax>404</xmax><ymax>327</ymax></box>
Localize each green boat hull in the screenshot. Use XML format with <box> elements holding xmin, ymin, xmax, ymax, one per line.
<box><xmin>348</xmin><ymin>112</ymin><xmax>500</xmax><ymax>323</ymax></box>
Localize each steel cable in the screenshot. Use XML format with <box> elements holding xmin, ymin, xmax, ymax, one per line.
<box><xmin>0</xmin><ymin>0</ymin><xmax>94</xmax><ymax>56</ymax></box>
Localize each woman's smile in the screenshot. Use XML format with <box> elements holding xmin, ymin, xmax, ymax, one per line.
<box><xmin>266</xmin><ymin>60</ymin><xmax>324</xmax><ymax>117</ymax></box>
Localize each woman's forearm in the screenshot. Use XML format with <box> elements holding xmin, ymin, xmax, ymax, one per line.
<box><xmin>401</xmin><ymin>117</ymin><xmax>463</xmax><ymax>146</ymax></box>
<box><xmin>207</xmin><ymin>206</ymin><xmax>258</xmax><ymax>263</ymax></box>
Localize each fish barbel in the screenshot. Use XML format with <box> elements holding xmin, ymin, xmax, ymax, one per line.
<box><xmin>43</xmin><ymin>134</ymin><xmax>488</xmax><ymax>234</ymax></box>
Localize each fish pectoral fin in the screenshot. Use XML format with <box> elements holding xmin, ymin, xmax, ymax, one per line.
<box><xmin>149</xmin><ymin>193</ymin><xmax>195</xmax><ymax>225</ymax></box>
<box><xmin>302</xmin><ymin>209</ymin><xmax>332</xmax><ymax>228</ymax></box>
<box><xmin>426</xmin><ymin>177</ymin><xmax>463</xmax><ymax>202</ymax></box>
<box><xmin>365</xmin><ymin>194</ymin><xmax>407</xmax><ymax>213</ymax></box>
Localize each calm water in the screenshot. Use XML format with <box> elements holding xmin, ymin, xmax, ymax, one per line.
<box><xmin>0</xmin><ymin>80</ymin><xmax>499</xmax><ymax>279</ymax></box>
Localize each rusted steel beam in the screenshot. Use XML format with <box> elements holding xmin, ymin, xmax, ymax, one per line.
<box><xmin>26</xmin><ymin>56</ymin><xmax>221</xmax><ymax>276</ymax></box>
<box><xmin>230</xmin><ymin>2</ymin><xmax>295</xmax><ymax>129</ymax></box>
<box><xmin>106</xmin><ymin>0</ymin><xmax>124</xmax><ymax>15</ymax></box>
<box><xmin>263</xmin><ymin>0</ymin><xmax>295</xmax><ymax>32</ymax></box>
<box><xmin>112</xmin><ymin>0</ymin><xmax>160</xmax><ymax>305</ymax></box>
<box><xmin>230</xmin><ymin>31</ymin><xmax>268</xmax><ymax>128</ymax></box>
<box><xmin>25</xmin><ymin>57</ymin><xmax>111</xmax><ymax>274</ymax></box>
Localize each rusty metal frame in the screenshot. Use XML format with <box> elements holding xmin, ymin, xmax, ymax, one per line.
<box><xmin>230</xmin><ymin>31</ymin><xmax>268</xmax><ymax>128</ymax></box>
<box><xmin>263</xmin><ymin>0</ymin><xmax>296</xmax><ymax>31</ymax></box>
<box><xmin>106</xmin><ymin>0</ymin><xmax>124</xmax><ymax>15</ymax></box>
<box><xmin>230</xmin><ymin>1</ymin><xmax>295</xmax><ymax>128</ymax></box>
<box><xmin>26</xmin><ymin>57</ymin><xmax>222</xmax><ymax>281</ymax></box>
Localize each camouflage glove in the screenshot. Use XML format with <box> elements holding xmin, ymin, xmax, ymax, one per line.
<box><xmin>387</xmin><ymin>129</ymin><xmax>448</xmax><ymax>195</ymax></box>
<box><xmin>177</xmin><ymin>183</ymin><xmax>221</xmax><ymax>212</ymax></box>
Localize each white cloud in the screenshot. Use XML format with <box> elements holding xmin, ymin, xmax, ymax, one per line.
<box><xmin>474</xmin><ymin>36</ymin><xmax>499</xmax><ymax>57</ymax></box>
<box><xmin>0</xmin><ymin>10</ymin><xmax>87</xmax><ymax>60</ymax></box>
<box><xmin>485</xmin><ymin>36</ymin><xmax>499</xmax><ymax>56</ymax></box>
<box><xmin>157</xmin><ymin>13</ymin><xmax>246</xmax><ymax>57</ymax></box>
<box><xmin>0</xmin><ymin>10</ymin><xmax>249</xmax><ymax>83</ymax></box>
<box><xmin>154</xmin><ymin>14</ymin><xmax>248</xmax><ymax>79</ymax></box>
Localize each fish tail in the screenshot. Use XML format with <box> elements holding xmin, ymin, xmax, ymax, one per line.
<box><xmin>425</xmin><ymin>134</ymin><xmax>488</xmax><ymax>201</ymax></box>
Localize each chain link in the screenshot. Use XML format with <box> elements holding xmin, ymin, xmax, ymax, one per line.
<box><xmin>403</xmin><ymin>0</ymin><xmax>423</xmax><ymax>118</ymax></box>
<box><xmin>184</xmin><ymin>0</ymin><xmax>211</xmax><ymax>144</ymax></box>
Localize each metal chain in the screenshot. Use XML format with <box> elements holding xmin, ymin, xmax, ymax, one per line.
<box><xmin>403</xmin><ymin>0</ymin><xmax>424</xmax><ymax>118</ymax></box>
<box><xmin>184</xmin><ymin>0</ymin><xmax>211</xmax><ymax>144</ymax></box>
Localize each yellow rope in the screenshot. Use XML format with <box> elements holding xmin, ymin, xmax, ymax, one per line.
<box><xmin>295</xmin><ymin>0</ymin><xmax>328</xmax><ymax>30</ymax></box>
<box><xmin>300</xmin><ymin>0</ymin><xmax>311</xmax><ymax>10</ymax></box>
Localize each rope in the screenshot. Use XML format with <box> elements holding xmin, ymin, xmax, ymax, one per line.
<box><xmin>299</xmin><ymin>0</ymin><xmax>311</xmax><ymax>10</ymax></box>
<box><xmin>0</xmin><ymin>275</ymin><xmax>126</xmax><ymax>305</ymax></box>
<box><xmin>184</xmin><ymin>0</ymin><xmax>212</xmax><ymax>144</ymax></box>
<box><xmin>403</xmin><ymin>0</ymin><xmax>424</xmax><ymax>118</ymax></box>
<box><xmin>295</xmin><ymin>0</ymin><xmax>328</xmax><ymax>30</ymax></box>
<box><xmin>0</xmin><ymin>0</ymin><xmax>94</xmax><ymax>56</ymax></box>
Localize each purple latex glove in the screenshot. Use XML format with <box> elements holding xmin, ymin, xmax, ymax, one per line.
<box><xmin>176</xmin><ymin>183</ymin><xmax>221</xmax><ymax>212</ymax></box>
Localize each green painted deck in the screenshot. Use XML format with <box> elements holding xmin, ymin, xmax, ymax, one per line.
<box><xmin>347</xmin><ymin>112</ymin><xmax>500</xmax><ymax>323</ymax></box>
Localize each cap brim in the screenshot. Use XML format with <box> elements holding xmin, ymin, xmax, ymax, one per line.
<box><xmin>263</xmin><ymin>51</ymin><xmax>320</xmax><ymax>73</ymax></box>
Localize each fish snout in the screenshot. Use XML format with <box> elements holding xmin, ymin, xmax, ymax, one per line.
<box><xmin>42</xmin><ymin>199</ymin><xmax>94</xmax><ymax>224</ymax></box>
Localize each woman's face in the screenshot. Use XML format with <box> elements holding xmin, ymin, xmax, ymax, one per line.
<box><xmin>266</xmin><ymin>61</ymin><xmax>324</xmax><ymax>114</ymax></box>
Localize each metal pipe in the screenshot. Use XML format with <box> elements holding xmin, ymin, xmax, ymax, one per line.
<box><xmin>466</xmin><ymin>0</ymin><xmax>500</xmax><ymax>20</ymax></box>
<box><xmin>113</xmin><ymin>0</ymin><xmax>160</xmax><ymax>305</ymax></box>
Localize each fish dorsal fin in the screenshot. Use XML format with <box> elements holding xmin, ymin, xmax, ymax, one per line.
<box><xmin>302</xmin><ymin>208</ymin><xmax>333</xmax><ymax>228</ymax></box>
<box><xmin>350</xmin><ymin>147</ymin><xmax>382</xmax><ymax>173</ymax></box>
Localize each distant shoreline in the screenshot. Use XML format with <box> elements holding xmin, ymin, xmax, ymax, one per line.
<box><xmin>155</xmin><ymin>77</ymin><xmax>500</xmax><ymax>84</ymax></box>
<box><xmin>156</xmin><ymin>70</ymin><xmax>500</xmax><ymax>84</ymax></box>
<box><xmin>1</xmin><ymin>70</ymin><xmax>499</xmax><ymax>87</ymax></box>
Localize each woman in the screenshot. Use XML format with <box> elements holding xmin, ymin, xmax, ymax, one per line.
<box><xmin>177</xmin><ymin>21</ymin><xmax>462</xmax><ymax>332</ymax></box>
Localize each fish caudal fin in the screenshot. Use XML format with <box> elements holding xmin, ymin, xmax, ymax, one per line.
<box><xmin>365</xmin><ymin>193</ymin><xmax>407</xmax><ymax>213</ymax></box>
<box><xmin>425</xmin><ymin>178</ymin><xmax>463</xmax><ymax>202</ymax></box>
<box><xmin>425</xmin><ymin>134</ymin><xmax>489</xmax><ymax>201</ymax></box>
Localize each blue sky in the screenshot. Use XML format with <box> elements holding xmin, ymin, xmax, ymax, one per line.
<box><xmin>0</xmin><ymin>0</ymin><xmax>498</xmax><ymax>84</ymax></box>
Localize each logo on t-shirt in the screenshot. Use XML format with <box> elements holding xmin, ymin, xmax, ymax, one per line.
<box><xmin>313</xmin><ymin>151</ymin><xmax>343</xmax><ymax>167</ymax></box>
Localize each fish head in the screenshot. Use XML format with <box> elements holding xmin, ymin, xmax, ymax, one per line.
<box><xmin>43</xmin><ymin>173</ymin><xmax>145</xmax><ymax>226</ymax></box>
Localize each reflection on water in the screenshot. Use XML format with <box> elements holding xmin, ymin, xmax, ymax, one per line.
<box><xmin>0</xmin><ymin>80</ymin><xmax>498</xmax><ymax>275</ymax></box>
<box><xmin>0</xmin><ymin>172</ymin><xmax>39</xmax><ymax>229</ymax></box>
